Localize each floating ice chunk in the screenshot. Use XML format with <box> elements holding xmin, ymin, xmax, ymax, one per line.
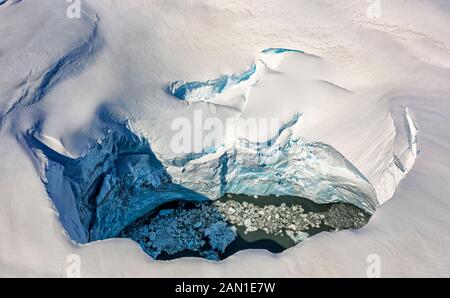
<box><xmin>204</xmin><ymin>222</ymin><xmax>237</xmax><ymax>253</ymax></box>
<box><xmin>201</xmin><ymin>250</ymin><xmax>220</xmax><ymax>261</ymax></box>
<box><xmin>286</xmin><ymin>231</ymin><xmax>309</xmax><ymax>244</ymax></box>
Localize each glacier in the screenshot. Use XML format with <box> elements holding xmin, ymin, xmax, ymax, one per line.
<box><xmin>23</xmin><ymin>47</ymin><xmax>418</xmax><ymax>258</ymax></box>
<box><xmin>28</xmin><ymin>114</ymin><xmax>379</xmax><ymax>245</ymax></box>
<box><xmin>1</xmin><ymin>0</ymin><xmax>449</xmax><ymax>277</ymax></box>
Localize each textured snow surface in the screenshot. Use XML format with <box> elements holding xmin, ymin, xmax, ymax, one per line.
<box><xmin>0</xmin><ymin>0</ymin><xmax>449</xmax><ymax>277</ymax></box>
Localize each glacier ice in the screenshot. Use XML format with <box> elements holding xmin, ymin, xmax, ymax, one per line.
<box><xmin>262</xmin><ymin>48</ymin><xmax>305</xmax><ymax>55</ymax></box>
<box><xmin>28</xmin><ymin>112</ymin><xmax>379</xmax><ymax>247</ymax></box>
<box><xmin>167</xmin><ymin>64</ymin><xmax>257</xmax><ymax>102</ymax></box>
<box><xmin>165</xmin><ymin>47</ymin><xmax>304</xmax><ymax>104</ymax></box>
<box><xmin>165</xmin><ymin>48</ymin><xmax>419</xmax><ymax>209</ymax></box>
<box><xmin>166</xmin><ymin>131</ymin><xmax>379</xmax><ymax>215</ymax></box>
<box><xmin>27</xmin><ymin>127</ymin><xmax>208</xmax><ymax>243</ymax></box>
<box><xmin>21</xmin><ymin>46</ymin><xmax>420</xmax><ymax>262</ymax></box>
<box><xmin>18</xmin><ymin>38</ymin><xmax>416</xmax><ymax>260</ymax></box>
<box><xmin>0</xmin><ymin>0</ymin><xmax>446</xmax><ymax>277</ymax></box>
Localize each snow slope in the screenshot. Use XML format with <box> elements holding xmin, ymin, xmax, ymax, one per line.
<box><xmin>0</xmin><ymin>0</ymin><xmax>449</xmax><ymax>277</ymax></box>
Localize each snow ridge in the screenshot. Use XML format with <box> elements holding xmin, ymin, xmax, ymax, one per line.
<box><xmin>0</xmin><ymin>6</ymin><xmax>101</xmax><ymax>129</ymax></box>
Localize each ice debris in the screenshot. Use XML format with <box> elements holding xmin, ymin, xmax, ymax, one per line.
<box><xmin>119</xmin><ymin>201</ymin><xmax>237</xmax><ymax>260</ymax></box>
<box><xmin>120</xmin><ymin>199</ymin><xmax>370</xmax><ymax>260</ymax></box>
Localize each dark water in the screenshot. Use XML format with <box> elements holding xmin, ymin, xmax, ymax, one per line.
<box><xmin>219</xmin><ymin>194</ymin><xmax>335</xmax><ymax>258</ymax></box>
<box><xmin>120</xmin><ymin>194</ymin><xmax>371</xmax><ymax>261</ymax></box>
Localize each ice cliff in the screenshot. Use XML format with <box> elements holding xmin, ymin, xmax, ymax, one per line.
<box><xmin>27</xmin><ymin>127</ymin><xmax>208</xmax><ymax>243</ymax></box>
<box><xmin>27</xmin><ymin>118</ymin><xmax>379</xmax><ymax>244</ymax></box>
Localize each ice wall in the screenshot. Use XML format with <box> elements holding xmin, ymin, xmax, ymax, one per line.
<box><xmin>28</xmin><ymin>115</ymin><xmax>379</xmax><ymax>245</ymax></box>
<box><xmin>166</xmin><ymin>114</ymin><xmax>379</xmax><ymax>214</ymax></box>
<box><xmin>27</xmin><ymin>128</ymin><xmax>208</xmax><ymax>243</ymax></box>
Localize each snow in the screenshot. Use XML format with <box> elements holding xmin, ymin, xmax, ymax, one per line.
<box><xmin>0</xmin><ymin>0</ymin><xmax>449</xmax><ymax>277</ymax></box>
